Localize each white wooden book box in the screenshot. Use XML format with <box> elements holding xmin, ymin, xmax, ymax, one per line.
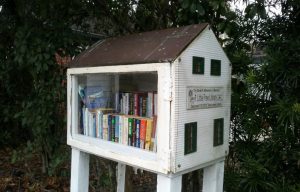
<box><xmin>67</xmin><ymin>23</ymin><xmax>231</xmax><ymax>192</ymax></box>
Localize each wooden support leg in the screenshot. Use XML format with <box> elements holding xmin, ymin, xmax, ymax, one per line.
<box><xmin>157</xmin><ymin>174</ymin><xmax>182</xmax><ymax>192</ymax></box>
<box><xmin>70</xmin><ymin>148</ymin><xmax>90</xmax><ymax>192</ymax></box>
<box><xmin>202</xmin><ymin>161</ymin><xmax>224</xmax><ymax>192</ymax></box>
<box><xmin>117</xmin><ymin>163</ymin><xmax>126</xmax><ymax>192</ymax></box>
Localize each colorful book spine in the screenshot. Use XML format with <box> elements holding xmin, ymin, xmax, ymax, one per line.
<box><xmin>118</xmin><ymin>115</ymin><xmax>123</xmax><ymax>144</ymax></box>
<box><xmin>111</xmin><ymin>115</ymin><xmax>115</xmax><ymax>142</ymax></box>
<box><xmin>132</xmin><ymin>118</ymin><xmax>136</xmax><ymax>147</ymax></box>
<box><xmin>92</xmin><ymin>112</ymin><xmax>97</xmax><ymax>137</ymax></box>
<box><xmin>145</xmin><ymin>119</ymin><xmax>153</xmax><ymax>150</ymax></box>
<box><xmin>128</xmin><ymin>118</ymin><xmax>133</xmax><ymax>146</ymax></box>
<box><xmin>102</xmin><ymin>114</ymin><xmax>108</xmax><ymax>140</ymax></box>
<box><xmin>140</xmin><ymin>119</ymin><xmax>147</xmax><ymax>149</ymax></box>
<box><xmin>107</xmin><ymin>115</ymin><xmax>112</xmax><ymax>141</ymax></box>
<box><xmin>79</xmin><ymin>90</ymin><xmax>158</xmax><ymax>152</ymax></box>
<box><xmin>135</xmin><ymin>119</ymin><xmax>140</xmax><ymax>148</ymax></box>
<box><xmin>150</xmin><ymin>116</ymin><xmax>157</xmax><ymax>151</ymax></box>
<box><xmin>139</xmin><ymin>95</ymin><xmax>143</xmax><ymax>116</ymax></box>
<box><xmin>129</xmin><ymin>93</ymin><xmax>134</xmax><ymax>115</ymax></box>
<box><xmin>142</xmin><ymin>97</ymin><xmax>147</xmax><ymax>117</ymax></box>
<box><xmin>97</xmin><ymin>111</ymin><xmax>103</xmax><ymax>139</ymax></box>
<box><xmin>134</xmin><ymin>93</ymin><xmax>139</xmax><ymax>115</ymax></box>
<box><xmin>147</xmin><ymin>92</ymin><xmax>153</xmax><ymax>117</ymax></box>
<box><xmin>125</xmin><ymin>93</ymin><xmax>129</xmax><ymax>115</ymax></box>
<box><xmin>123</xmin><ymin>117</ymin><xmax>129</xmax><ymax>145</ymax></box>
<box><xmin>115</xmin><ymin>115</ymin><xmax>119</xmax><ymax>143</ymax></box>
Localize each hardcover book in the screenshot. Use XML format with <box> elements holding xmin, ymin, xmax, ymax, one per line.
<box><xmin>145</xmin><ymin>119</ymin><xmax>153</xmax><ymax>150</ymax></box>
<box><xmin>140</xmin><ymin>119</ymin><xmax>147</xmax><ymax>149</ymax></box>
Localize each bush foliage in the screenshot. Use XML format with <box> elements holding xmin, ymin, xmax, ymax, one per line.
<box><xmin>0</xmin><ymin>0</ymin><xmax>299</xmax><ymax>190</ymax></box>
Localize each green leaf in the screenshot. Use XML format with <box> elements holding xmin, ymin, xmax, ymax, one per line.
<box><xmin>210</xmin><ymin>0</ymin><xmax>219</xmax><ymax>10</ymax></box>
<box><xmin>11</xmin><ymin>150</ymin><xmax>18</xmax><ymax>164</ymax></box>
<box><xmin>190</xmin><ymin>3</ymin><xmax>196</xmax><ymax>12</ymax></box>
<box><xmin>245</xmin><ymin>4</ymin><xmax>257</xmax><ymax>19</ymax></box>
<box><xmin>182</xmin><ymin>0</ymin><xmax>190</xmax><ymax>9</ymax></box>
<box><xmin>257</xmin><ymin>4</ymin><xmax>267</xmax><ymax>19</ymax></box>
<box><xmin>44</xmin><ymin>53</ymin><xmax>50</xmax><ymax>60</ymax></box>
<box><xmin>197</xmin><ymin>4</ymin><xmax>205</xmax><ymax>16</ymax></box>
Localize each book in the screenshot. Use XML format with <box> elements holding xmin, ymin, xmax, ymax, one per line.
<box><xmin>150</xmin><ymin>116</ymin><xmax>157</xmax><ymax>151</ymax></box>
<box><xmin>115</xmin><ymin>93</ymin><xmax>120</xmax><ymax>113</ymax></box>
<box><xmin>123</xmin><ymin>117</ymin><xmax>129</xmax><ymax>145</ymax></box>
<box><xmin>118</xmin><ymin>115</ymin><xmax>123</xmax><ymax>144</ymax></box>
<box><xmin>139</xmin><ymin>119</ymin><xmax>147</xmax><ymax>149</ymax></box>
<box><xmin>114</xmin><ymin>115</ymin><xmax>119</xmax><ymax>143</ymax></box>
<box><xmin>145</xmin><ymin>119</ymin><xmax>153</xmax><ymax>150</ymax></box>
<box><xmin>88</xmin><ymin>111</ymin><xmax>93</xmax><ymax>136</ymax></box>
<box><xmin>134</xmin><ymin>93</ymin><xmax>139</xmax><ymax>115</ymax></box>
<box><xmin>135</xmin><ymin>119</ymin><xmax>140</xmax><ymax>148</ymax></box>
<box><xmin>84</xmin><ymin>86</ymin><xmax>110</xmax><ymax>109</ymax></box>
<box><xmin>154</xmin><ymin>92</ymin><xmax>158</xmax><ymax>116</ymax></box>
<box><xmin>83</xmin><ymin>107</ymin><xmax>88</xmax><ymax>135</ymax></box>
<box><xmin>97</xmin><ymin>111</ymin><xmax>103</xmax><ymax>138</ymax></box>
<box><xmin>111</xmin><ymin>115</ymin><xmax>116</xmax><ymax>142</ymax></box>
<box><xmin>121</xmin><ymin>93</ymin><xmax>125</xmax><ymax>114</ymax></box>
<box><xmin>125</xmin><ymin>93</ymin><xmax>129</xmax><ymax>115</ymax></box>
<box><xmin>132</xmin><ymin>118</ymin><xmax>136</xmax><ymax>147</ymax></box>
<box><xmin>128</xmin><ymin>118</ymin><xmax>133</xmax><ymax>146</ymax></box>
<box><xmin>92</xmin><ymin>112</ymin><xmax>97</xmax><ymax>137</ymax></box>
<box><xmin>147</xmin><ymin>92</ymin><xmax>153</xmax><ymax>117</ymax></box>
<box><xmin>107</xmin><ymin>115</ymin><xmax>112</xmax><ymax>141</ymax></box>
<box><xmin>79</xmin><ymin>89</ymin><xmax>158</xmax><ymax>152</ymax></box>
<box><xmin>138</xmin><ymin>93</ymin><xmax>148</xmax><ymax>117</ymax></box>
<box><xmin>129</xmin><ymin>93</ymin><xmax>134</xmax><ymax>115</ymax></box>
<box><xmin>79</xmin><ymin>106</ymin><xmax>84</xmax><ymax>134</ymax></box>
<box><xmin>102</xmin><ymin>114</ymin><xmax>108</xmax><ymax>140</ymax></box>
<box><xmin>141</xmin><ymin>96</ymin><xmax>147</xmax><ymax>117</ymax></box>
<box><xmin>96</xmin><ymin>108</ymin><xmax>114</xmax><ymax>139</ymax></box>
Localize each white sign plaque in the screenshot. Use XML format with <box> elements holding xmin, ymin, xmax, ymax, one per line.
<box><xmin>187</xmin><ymin>87</ymin><xmax>224</xmax><ymax>109</ymax></box>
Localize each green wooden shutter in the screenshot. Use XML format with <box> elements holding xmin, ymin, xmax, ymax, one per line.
<box><xmin>192</xmin><ymin>57</ymin><xmax>205</xmax><ymax>74</ymax></box>
<box><xmin>211</xmin><ymin>59</ymin><xmax>221</xmax><ymax>76</ymax></box>
<box><xmin>184</xmin><ymin>122</ymin><xmax>197</xmax><ymax>155</ymax></box>
<box><xmin>213</xmin><ymin>118</ymin><xmax>224</xmax><ymax>147</ymax></box>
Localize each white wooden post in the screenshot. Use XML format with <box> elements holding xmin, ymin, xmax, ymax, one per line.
<box><xmin>202</xmin><ymin>161</ymin><xmax>224</xmax><ymax>192</ymax></box>
<box><xmin>70</xmin><ymin>148</ymin><xmax>90</xmax><ymax>192</ymax></box>
<box><xmin>116</xmin><ymin>163</ymin><xmax>126</xmax><ymax>192</ymax></box>
<box><xmin>157</xmin><ymin>174</ymin><xmax>182</xmax><ymax>192</ymax></box>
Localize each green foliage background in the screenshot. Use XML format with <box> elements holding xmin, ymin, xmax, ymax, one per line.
<box><xmin>0</xmin><ymin>0</ymin><xmax>299</xmax><ymax>191</ymax></box>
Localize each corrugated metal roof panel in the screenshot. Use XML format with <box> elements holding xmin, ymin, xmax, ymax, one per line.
<box><xmin>70</xmin><ymin>23</ymin><xmax>208</xmax><ymax>67</ymax></box>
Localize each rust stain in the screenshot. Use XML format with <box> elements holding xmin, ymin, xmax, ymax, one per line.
<box><xmin>70</xmin><ymin>23</ymin><xmax>208</xmax><ymax>68</ymax></box>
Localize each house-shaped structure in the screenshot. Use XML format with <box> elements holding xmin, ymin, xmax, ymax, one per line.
<box><xmin>67</xmin><ymin>23</ymin><xmax>231</xmax><ymax>192</ymax></box>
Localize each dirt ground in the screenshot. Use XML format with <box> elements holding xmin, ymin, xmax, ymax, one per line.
<box><xmin>0</xmin><ymin>147</ymin><xmax>69</xmax><ymax>191</ymax></box>
<box><xmin>0</xmin><ymin>147</ymin><xmax>156</xmax><ymax>192</ymax></box>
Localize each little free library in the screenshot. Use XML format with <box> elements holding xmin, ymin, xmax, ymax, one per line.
<box><xmin>67</xmin><ymin>23</ymin><xmax>231</xmax><ymax>192</ymax></box>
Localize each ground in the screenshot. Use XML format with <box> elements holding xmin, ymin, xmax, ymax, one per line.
<box><xmin>0</xmin><ymin>147</ymin><xmax>70</xmax><ymax>191</ymax></box>
<box><xmin>0</xmin><ymin>147</ymin><xmax>201</xmax><ymax>191</ymax></box>
<box><xmin>0</xmin><ymin>147</ymin><xmax>157</xmax><ymax>192</ymax></box>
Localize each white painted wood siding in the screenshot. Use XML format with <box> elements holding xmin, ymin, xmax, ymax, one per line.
<box><xmin>171</xmin><ymin>26</ymin><xmax>231</xmax><ymax>172</ymax></box>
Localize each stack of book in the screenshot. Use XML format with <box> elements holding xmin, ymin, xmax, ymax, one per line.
<box><xmin>116</xmin><ymin>92</ymin><xmax>158</xmax><ymax>117</ymax></box>
<box><xmin>79</xmin><ymin>90</ymin><xmax>158</xmax><ymax>152</ymax></box>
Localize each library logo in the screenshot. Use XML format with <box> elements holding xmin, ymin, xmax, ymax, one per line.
<box><xmin>186</xmin><ymin>87</ymin><xmax>224</xmax><ymax>109</ymax></box>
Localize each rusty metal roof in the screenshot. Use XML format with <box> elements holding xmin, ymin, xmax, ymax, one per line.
<box><xmin>70</xmin><ymin>23</ymin><xmax>208</xmax><ymax>68</ymax></box>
